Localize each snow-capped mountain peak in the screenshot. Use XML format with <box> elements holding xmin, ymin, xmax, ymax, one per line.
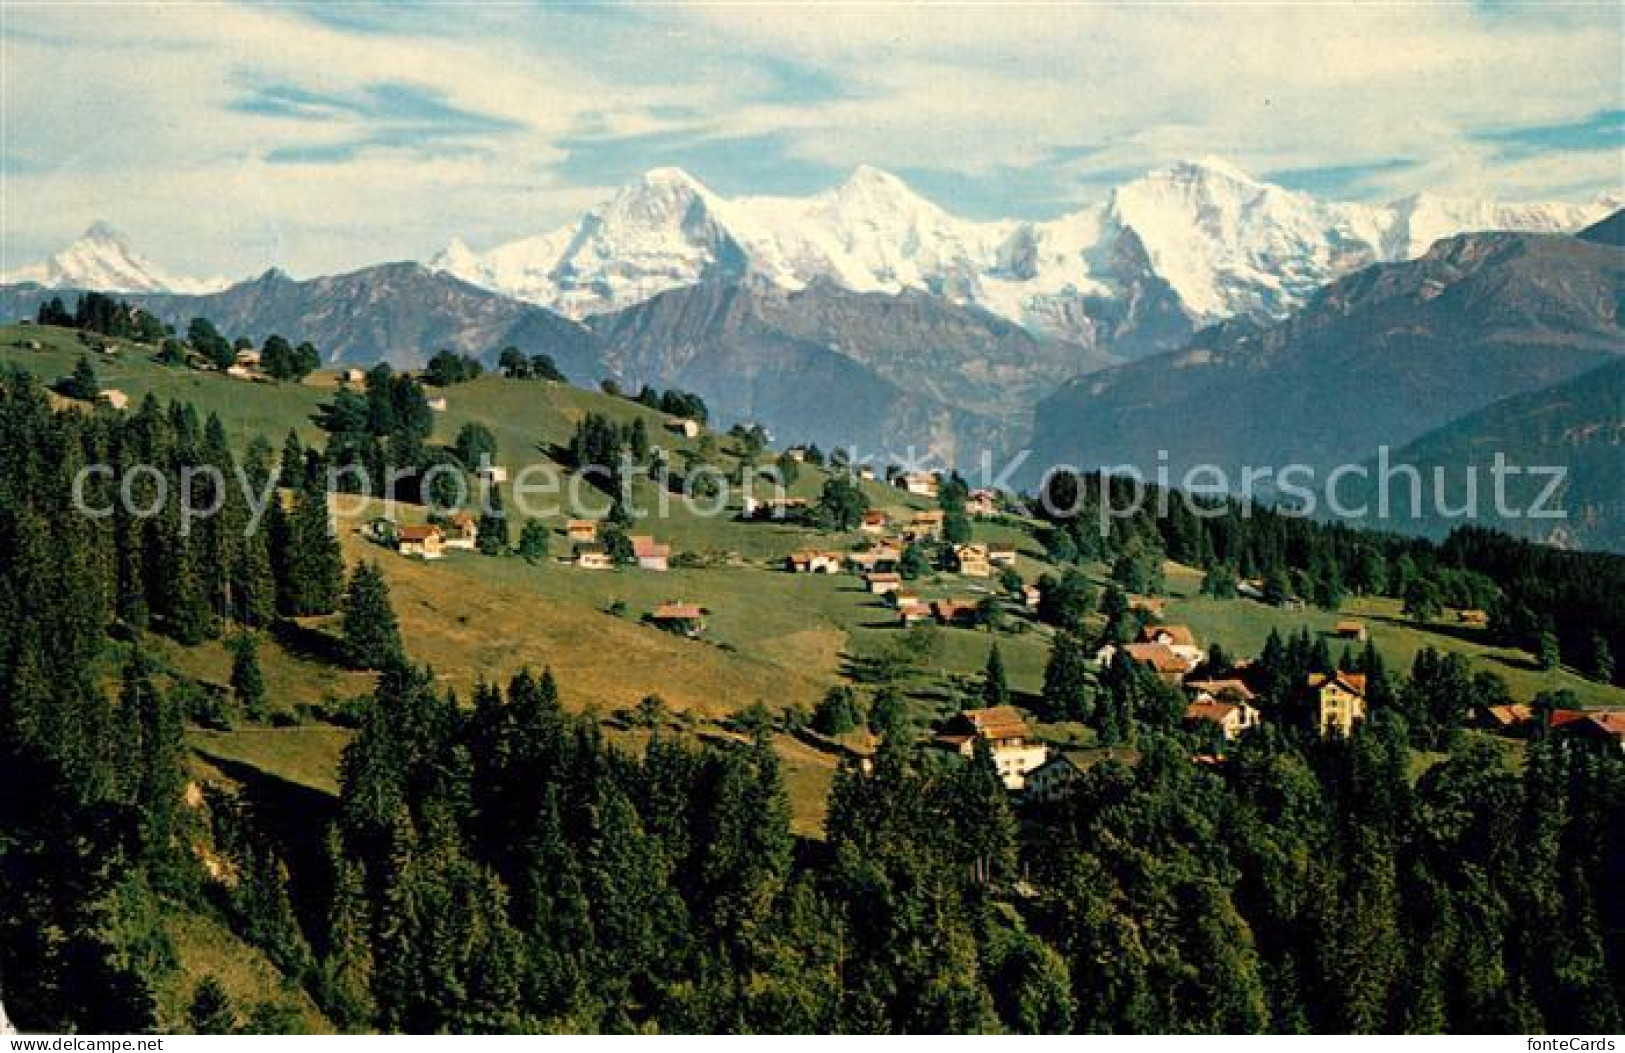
<box><xmin>431</xmin><ymin>160</ymin><xmax>1619</xmax><ymax>351</ymax></box>
<box><xmin>2</xmin><ymin>221</ymin><xmax>229</xmax><ymax>295</ymax></box>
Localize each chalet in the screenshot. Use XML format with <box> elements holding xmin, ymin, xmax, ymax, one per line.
<box><xmin>96</xmin><ymin>389</ymin><xmax>130</xmax><ymax>411</ymax></box>
<box><xmin>234</xmin><ymin>348</ymin><xmax>262</xmax><ymax>367</ymax></box>
<box><xmin>932</xmin><ymin>598</ymin><xmax>981</xmax><ymax>627</ymax></box>
<box><xmin>952</xmin><ymin>543</ymin><xmax>991</xmax><ymax>578</ymax></box>
<box><xmin>1138</xmin><ymin>624</ymin><xmax>1202</xmax><ymax>664</ymax></box>
<box><xmin>897</xmin><ymin>472</ymin><xmax>939</xmax><ymax>498</ymax></box>
<box><xmin>631</xmin><ymin>536</ymin><xmax>671</xmax><ymax>571</ymax></box>
<box><xmin>566</xmin><ymin>519</ymin><xmax>600</xmax><ymax>543</ymax></box>
<box><xmin>907</xmin><ymin>510</ymin><xmax>946</xmax><ymax>540</ymax></box>
<box><xmin>856</xmin><ymin>465</ymin><xmax>877</xmax><ymax>481</ymax></box>
<box><xmin>786</xmin><ymin>550</ymin><xmax>841</xmax><ymax>574</ymax></box>
<box><xmin>934</xmin><ymin>706</ymin><xmax>1049</xmax><ymax>791</ymax></box>
<box><xmin>444</xmin><ymin>512</ymin><xmax>479</xmax><ymax>551</ymax></box>
<box><xmin>341</xmin><ymin>367</ymin><xmax>367</xmax><ymax>384</ymax></box>
<box><xmin>1552</xmin><ymin>710</ymin><xmax>1625</xmax><ymax>754</ymax></box>
<box><xmin>987</xmin><ymin>542</ymin><xmax>1018</xmax><ymax>567</ymax></box>
<box><xmin>1474</xmin><ymin>703</ymin><xmax>1533</xmax><ymax>734</ymax></box>
<box><xmin>225</xmin><ymin>364</ymin><xmax>254</xmax><ymax>380</ymax></box>
<box><xmin>665</xmin><ymin>417</ymin><xmax>702</xmax><ymax>439</ymax></box>
<box><xmin>890</xmin><ymin>589</ymin><xmax>921</xmax><ymax>610</ymax></box>
<box><xmin>1309</xmin><ymin>671</ymin><xmax>1368</xmax><ymax>737</ymax></box>
<box><xmin>1104</xmin><ymin>642</ymin><xmax>1196</xmax><ymax>683</ymax></box>
<box><xmin>1185</xmin><ymin>698</ymin><xmax>1262</xmax><ymax>742</ymax></box>
<box><xmin>966</xmin><ymin>488</ymin><xmax>999</xmax><ymax>517</ymax></box>
<box><xmin>859</xmin><ymin>509</ymin><xmax>891</xmax><ymax>535</ymax></box>
<box><xmin>865</xmin><ymin>571</ymin><xmax>903</xmax><ymax>596</ymax></box>
<box><xmin>649</xmin><ymin>602</ymin><xmax>707</xmax><ymax>637</ymax></box>
<box><xmin>574</xmin><ymin>543</ymin><xmax>612</xmax><ymax>570</ymax></box>
<box><xmin>1021</xmin><ymin>583</ymin><xmax>1041</xmax><ymax>610</ymax></box>
<box><xmin>1024</xmin><ymin>752</ymin><xmax>1087</xmax><ymax>803</ymax></box>
<box><xmin>398</xmin><ymin>524</ymin><xmax>445</xmax><ymax>560</ymax></box>
<box><xmin>427</xmin><ymin>396</ymin><xmax>449</xmax><ymax>412</ymax></box>
<box><xmin>845</xmin><ymin>547</ymin><xmax>900</xmax><ymax>574</ymax></box>
<box><xmin>1334</xmin><ymin>620</ymin><xmax>1369</xmax><ymax>642</ymax></box>
<box><xmin>784</xmin><ymin>446</ymin><xmax>808</xmax><ymax>462</ymax></box>
<box><xmin>1184</xmin><ymin>678</ymin><xmax>1257</xmax><ymax>704</ymax></box>
<box><xmin>1457</xmin><ymin>608</ymin><xmax>1490</xmax><ymax>626</ymax></box>
<box><xmin>897</xmin><ymin>598</ymin><xmax>932</xmax><ymax>626</ymax></box>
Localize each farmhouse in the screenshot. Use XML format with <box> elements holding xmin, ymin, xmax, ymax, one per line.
<box><xmin>897</xmin><ymin>598</ymin><xmax>932</xmax><ymax>626</ymax></box>
<box><xmin>907</xmin><ymin>510</ymin><xmax>946</xmax><ymax>540</ymax></box>
<box><xmin>397</xmin><ymin>524</ymin><xmax>445</xmax><ymax>560</ymax></box>
<box><xmin>234</xmin><ymin>348</ymin><xmax>262</xmax><ymax>367</ymax></box>
<box><xmin>859</xmin><ymin>509</ymin><xmax>890</xmax><ymax>535</ymax></box>
<box><xmin>1334</xmin><ymin>620</ymin><xmax>1368</xmax><ymax>642</ymax></box>
<box><xmin>952</xmin><ymin>543</ymin><xmax>991</xmax><ymax>578</ymax></box>
<box><xmin>574</xmin><ymin>543</ymin><xmax>612</xmax><ymax>570</ymax></box>
<box><xmin>1309</xmin><ymin>671</ymin><xmax>1368</xmax><ymax>737</ymax></box>
<box><xmin>225</xmin><ymin>364</ymin><xmax>254</xmax><ymax>380</ymax></box>
<box><xmin>649</xmin><ymin>602</ymin><xmax>707</xmax><ymax>637</ymax></box>
<box><xmin>1113</xmin><ymin>642</ymin><xmax>1195</xmax><ymax>682</ymax></box>
<box><xmin>1552</xmin><ymin>710</ymin><xmax>1625</xmax><ymax>754</ymax></box>
<box><xmin>566</xmin><ymin>519</ymin><xmax>600</xmax><ymax>543</ymax></box>
<box><xmin>897</xmin><ymin>472</ymin><xmax>939</xmax><ymax>498</ymax></box>
<box><xmin>631</xmin><ymin>536</ymin><xmax>671</xmax><ymax>571</ymax></box>
<box><xmin>1137</xmin><ymin>624</ymin><xmax>1202</xmax><ymax>664</ymax></box>
<box><xmin>987</xmin><ymin>542</ymin><xmax>1018</xmax><ymax>567</ymax></box>
<box><xmin>787</xmin><ymin>550</ymin><xmax>841</xmax><ymax>574</ymax></box>
<box><xmin>967</xmin><ymin>488</ymin><xmax>999</xmax><ymax>517</ymax></box>
<box><xmin>865</xmin><ymin>571</ymin><xmax>903</xmax><ymax>596</ymax></box>
<box><xmin>931</xmin><ymin>598</ymin><xmax>981</xmax><ymax>627</ymax></box>
<box><xmin>1185</xmin><ymin>698</ymin><xmax>1262</xmax><ymax>742</ymax></box>
<box><xmin>934</xmin><ymin>706</ymin><xmax>1049</xmax><ymax>791</ymax></box>
<box><xmin>443</xmin><ymin>512</ymin><xmax>479</xmax><ymax>551</ymax></box>
<box><xmin>1184</xmin><ymin>678</ymin><xmax>1257</xmax><ymax>704</ymax></box>
<box><xmin>1475</xmin><ymin>703</ymin><xmax>1533</xmax><ymax>734</ymax></box>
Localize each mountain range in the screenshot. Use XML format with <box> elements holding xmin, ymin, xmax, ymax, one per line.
<box><xmin>1030</xmin><ymin>217</ymin><xmax>1625</xmax><ymax>488</ymax></box>
<box><xmin>428</xmin><ymin>158</ymin><xmax>1614</xmax><ymax>357</ymax></box>
<box><xmin>7</xmin><ymin>159</ymin><xmax>1616</xmax><ymax>363</ymax></box>
<box><xmin>2</xmin><ymin>162</ymin><xmax>1621</xmax><ymax>547</ymax></box>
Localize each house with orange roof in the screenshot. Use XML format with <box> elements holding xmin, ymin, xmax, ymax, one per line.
<box><xmin>397</xmin><ymin>524</ymin><xmax>445</xmax><ymax>560</ymax></box>
<box><xmin>649</xmin><ymin>602</ymin><xmax>707</xmax><ymax>637</ymax></box>
<box><xmin>630</xmin><ymin>535</ymin><xmax>671</xmax><ymax>571</ymax></box>
<box><xmin>786</xmin><ymin>550</ymin><xmax>841</xmax><ymax>574</ymax></box>
<box><xmin>933</xmin><ymin>706</ymin><xmax>1049</xmax><ymax>790</ymax></box>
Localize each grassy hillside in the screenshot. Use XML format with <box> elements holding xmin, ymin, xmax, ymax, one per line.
<box><xmin>5</xmin><ymin>320</ymin><xmax>1622</xmax><ymax>1024</ymax></box>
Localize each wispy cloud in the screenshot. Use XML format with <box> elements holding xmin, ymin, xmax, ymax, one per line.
<box><xmin>1</xmin><ymin>1</ymin><xmax>1618</xmax><ymax>280</ymax></box>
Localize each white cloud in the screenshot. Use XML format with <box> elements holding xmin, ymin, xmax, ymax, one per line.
<box><xmin>1</xmin><ymin>2</ymin><xmax>1617</xmax><ymax>280</ymax></box>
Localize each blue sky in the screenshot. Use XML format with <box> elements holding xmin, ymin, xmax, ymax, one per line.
<box><xmin>2</xmin><ymin>2</ymin><xmax>1620</xmax><ymax>280</ymax></box>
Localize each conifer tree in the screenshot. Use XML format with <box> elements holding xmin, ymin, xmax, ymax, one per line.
<box><xmin>981</xmin><ymin>643</ymin><xmax>1010</xmax><ymax>709</ymax></box>
<box><xmin>340</xmin><ymin>562</ymin><xmax>403</xmax><ymax>670</ymax></box>
<box><xmin>230</xmin><ymin>633</ymin><xmax>268</xmax><ymax>722</ymax></box>
<box><xmin>187</xmin><ymin>977</ymin><xmax>237</xmax><ymax>1034</ymax></box>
